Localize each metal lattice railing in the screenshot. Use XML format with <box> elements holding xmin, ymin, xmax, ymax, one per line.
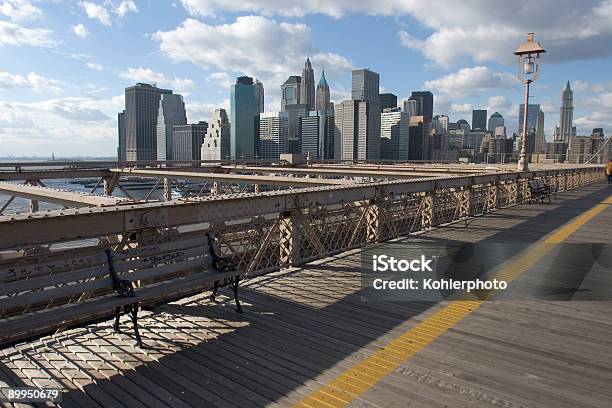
<box><xmin>0</xmin><ymin>167</ymin><xmax>606</xmax><ymax>277</ymax></box>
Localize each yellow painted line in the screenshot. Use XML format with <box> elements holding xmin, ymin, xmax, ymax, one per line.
<box><xmin>293</xmin><ymin>195</ymin><xmax>611</xmax><ymax>408</ymax></box>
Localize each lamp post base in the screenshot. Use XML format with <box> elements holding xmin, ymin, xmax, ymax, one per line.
<box><xmin>517</xmin><ymin>157</ymin><xmax>529</xmax><ymax>172</ymax></box>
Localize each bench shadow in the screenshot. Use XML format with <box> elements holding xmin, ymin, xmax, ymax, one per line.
<box><xmin>16</xmin><ymin>182</ymin><xmax>607</xmax><ymax>407</ymax></box>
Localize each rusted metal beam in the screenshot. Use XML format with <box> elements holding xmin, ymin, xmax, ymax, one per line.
<box><xmin>111</xmin><ymin>168</ymin><xmax>352</xmax><ymax>187</ymax></box>
<box><xmin>0</xmin><ymin>169</ymin><xmax>111</xmax><ymax>181</ymax></box>
<box><xmin>0</xmin><ymin>167</ymin><xmax>602</xmax><ymax>249</ymax></box>
<box><xmin>0</xmin><ymin>181</ymin><xmax>127</xmax><ymax>208</ymax></box>
<box><xmin>222</xmin><ymin>165</ymin><xmax>455</xmax><ymax>178</ymax></box>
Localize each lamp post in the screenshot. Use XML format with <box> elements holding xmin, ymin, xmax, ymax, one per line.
<box><xmin>514</xmin><ymin>32</ymin><xmax>545</xmax><ymax>172</ymax></box>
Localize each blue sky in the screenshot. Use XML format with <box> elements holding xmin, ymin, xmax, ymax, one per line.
<box><xmin>1</xmin><ymin>0</ymin><xmax>611</xmax><ymax>157</ymax></box>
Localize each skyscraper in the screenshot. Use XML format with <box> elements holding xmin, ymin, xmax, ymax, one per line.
<box><xmin>408</xmin><ymin>91</ymin><xmax>433</xmax><ymax>120</ymax></box>
<box><xmin>300</xmin><ymin>58</ymin><xmax>315</xmax><ymax>111</ymax></box>
<box><xmin>300</xmin><ymin>111</ymin><xmax>334</xmax><ymax>160</ymax></box>
<box><xmin>379</xmin><ymin>93</ymin><xmax>398</xmax><ymax>110</ymax></box>
<box><xmin>535</xmin><ymin>110</ymin><xmax>546</xmax><ymax>154</ymax></box>
<box><xmin>230</xmin><ymin>76</ymin><xmax>264</xmax><ymax>159</ymax></box>
<box><xmin>124</xmin><ymin>83</ymin><xmax>172</xmax><ymax>161</ymax></box>
<box><xmin>408</xmin><ymin>116</ymin><xmax>431</xmax><ymax>160</ymax></box>
<box><xmin>281</xmin><ymin>75</ymin><xmax>301</xmax><ymax>111</ymax></box>
<box><xmin>315</xmin><ymin>70</ymin><xmax>334</xmax><ymax>116</ymax></box>
<box><xmin>202</xmin><ymin>108</ymin><xmax>230</xmax><ymax>161</ymax></box>
<box><xmin>156</xmin><ymin>93</ymin><xmax>187</xmax><ymax>161</ymax></box>
<box><xmin>488</xmin><ymin>112</ymin><xmax>504</xmax><ymax>133</ymax></box>
<box><xmin>257</xmin><ymin>112</ymin><xmax>289</xmax><ymax>160</ymax></box>
<box><xmin>518</xmin><ymin>104</ymin><xmax>541</xmax><ymax>136</ymax></box>
<box><xmin>336</xmin><ymin>99</ymin><xmax>380</xmax><ymax>161</ymax></box>
<box><xmin>351</xmin><ymin>69</ymin><xmax>380</xmax><ymax>104</ymax></box>
<box><xmin>172</xmin><ymin>122</ymin><xmax>207</xmax><ymax>161</ymax></box>
<box><xmin>254</xmin><ymin>79</ymin><xmax>264</xmax><ymax>113</ymax></box>
<box><xmin>403</xmin><ymin>99</ymin><xmax>418</xmax><ymax>117</ymax></box>
<box><xmin>431</xmin><ymin>115</ymin><xmax>449</xmax><ymax>161</ymax></box>
<box><xmin>117</xmin><ymin>110</ymin><xmax>126</xmax><ymax>161</ymax></box>
<box><xmin>559</xmin><ymin>81</ymin><xmax>574</xmax><ymax>144</ymax></box>
<box><xmin>285</xmin><ymin>103</ymin><xmax>310</xmax><ymax>153</ymax></box>
<box><xmin>471</xmin><ymin>109</ymin><xmax>487</xmax><ymax>131</ymax></box>
<box><xmin>380</xmin><ymin>108</ymin><xmax>410</xmax><ymax>161</ymax></box>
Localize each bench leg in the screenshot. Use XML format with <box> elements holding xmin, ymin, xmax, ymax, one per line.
<box><xmin>130</xmin><ymin>305</ymin><xmax>143</xmax><ymax>348</ymax></box>
<box><xmin>210</xmin><ymin>280</ymin><xmax>219</xmax><ymax>302</ymax></box>
<box><xmin>113</xmin><ymin>307</ymin><xmax>121</xmax><ymax>333</ymax></box>
<box><xmin>232</xmin><ymin>276</ymin><xmax>243</xmax><ymax>313</ymax></box>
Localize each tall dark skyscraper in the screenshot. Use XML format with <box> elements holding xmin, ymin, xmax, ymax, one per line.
<box><xmin>315</xmin><ymin>70</ymin><xmax>333</xmax><ymax>115</ymax></box>
<box><xmin>408</xmin><ymin>91</ymin><xmax>433</xmax><ymax>120</ymax></box>
<box><xmin>123</xmin><ymin>83</ymin><xmax>172</xmax><ymax>161</ymax></box>
<box><xmin>379</xmin><ymin>93</ymin><xmax>397</xmax><ymax>110</ymax></box>
<box><xmin>471</xmin><ymin>109</ymin><xmax>487</xmax><ymax>131</ymax></box>
<box><xmin>300</xmin><ymin>111</ymin><xmax>334</xmax><ymax>160</ymax></box>
<box><xmin>281</xmin><ymin>75</ymin><xmax>301</xmax><ymax>111</ymax></box>
<box><xmin>230</xmin><ymin>76</ymin><xmax>264</xmax><ymax>159</ymax></box>
<box><xmin>518</xmin><ymin>104</ymin><xmax>541</xmax><ymax>136</ymax></box>
<box><xmin>300</xmin><ymin>58</ymin><xmax>315</xmax><ymax>111</ymax></box>
<box><xmin>352</xmin><ymin>68</ymin><xmax>380</xmax><ymax>104</ymax></box>
<box><xmin>254</xmin><ymin>79</ymin><xmax>264</xmax><ymax>113</ymax></box>
<box><xmin>559</xmin><ymin>81</ymin><xmax>574</xmax><ymax>144</ymax></box>
<box><xmin>117</xmin><ymin>110</ymin><xmax>125</xmax><ymax>161</ymax></box>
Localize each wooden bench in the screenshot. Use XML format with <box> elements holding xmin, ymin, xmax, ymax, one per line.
<box><xmin>0</xmin><ymin>230</ymin><xmax>243</xmax><ymax>348</ymax></box>
<box><xmin>528</xmin><ymin>178</ymin><xmax>554</xmax><ymax>203</ymax></box>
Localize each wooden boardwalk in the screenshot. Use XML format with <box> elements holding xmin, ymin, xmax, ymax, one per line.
<box><xmin>1</xmin><ymin>183</ymin><xmax>611</xmax><ymax>407</ymax></box>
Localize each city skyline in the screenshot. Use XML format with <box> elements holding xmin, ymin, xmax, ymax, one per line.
<box><xmin>1</xmin><ymin>1</ymin><xmax>612</xmax><ymax>156</ymax></box>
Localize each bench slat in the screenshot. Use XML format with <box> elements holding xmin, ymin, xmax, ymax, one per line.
<box><xmin>0</xmin><ymin>256</ymin><xmax>211</xmax><ymax>315</ymax></box>
<box><xmin>0</xmin><ymin>245</ymin><xmax>208</xmax><ymax>296</ymax></box>
<box><xmin>0</xmin><ymin>267</ymin><xmax>242</xmax><ymax>345</ymax></box>
<box><xmin>0</xmin><ymin>233</ymin><xmax>208</xmax><ymax>282</ymax></box>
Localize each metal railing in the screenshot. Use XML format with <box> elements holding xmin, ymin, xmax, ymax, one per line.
<box><xmin>0</xmin><ymin>166</ymin><xmax>604</xmax><ymax>276</ymax></box>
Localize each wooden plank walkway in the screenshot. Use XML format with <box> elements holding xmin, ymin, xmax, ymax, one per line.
<box><xmin>1</xmin><ymin>183</ymin><xmax>610</xmax><ymax>407</ymax></box>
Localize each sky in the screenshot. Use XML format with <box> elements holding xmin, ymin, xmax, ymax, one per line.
<box><xmin>1</xmin><ymin>0</ymin><xmax>611</xmax><ymax>157</ymax></box>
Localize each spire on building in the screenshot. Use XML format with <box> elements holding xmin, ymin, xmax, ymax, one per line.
<box><xmin>318</xmin><ymin>70</ymin><xmax>328</xmax><ymax>87</ymax></box>
<box><xmin>316</xmin><ymin>69</ymin><xmax>333</xmax><ymax>115</ymax></box>
<box><xmin>559</xmin><ymin>80</ymin><xmax>574</xmax><ymax>145</ymax></box>
<box><xmin>300</xmin><ymin>57</ymin><xmax>315</xmax><ymax>111</ymax></box>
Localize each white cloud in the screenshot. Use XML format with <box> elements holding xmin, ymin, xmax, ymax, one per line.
<box><xmin>0</xmin><ymin>0</ymin><xmax>42</xmax><ymax>21</ymax></box>
<box><xmin>0</xmin><ymin>71</ymin><xmax>61</xmax><ymax>93</ymax></box>
<box><xmin>329</xmin><ymin>85</ymin><xmax>350</xmax><ymax>104</ymax></box>
<box><xmin>116</xmin><ymin>0</ymin><xmax>137</xmax><ymax>17</ymax></box>
<box><xmin>450</xmin><ymin>103</ymin><xmax>473</xmax><ymax>114</ymax></box>
<box><xmin>399</xmin><ymin>26</ymin><xmax>519</xmax><ymax>68</ymax></box>
<box><xmin>72</xmin><ymin>23</ymin><xmax>89</xmax><ymax>38</ymax></box>
<box><xmin>573</xmin><ymin>80</ymin><xmax>612</xmax><ymax>93</ymax></box>
<box><xmin>0</xmin><ymin>20</ymin><xmax>57</xmax><ymax>47</ymax></box>
<box><xmin>80</xmin><ymin>1</ymin><xmax>111</xmax><ymax>26</ymax></box>
<box><xmin>206</xmin><ymin>72</ymin><xmax>232</xmax><ymax>90</ymax></box>
<box><xmin>85</xmin><ymin>62</ymin><xmax>103</xmax><ymax>71</ymax></box>
<box><xmin>153</xmin><ymin>16</ymin><xmax>352</xmax><ymax>100</ymax></box>
<box><xmin>424</xmin><ymin>66</ymin><xmax>515</xmax><ymax>98</ymax></box>
<box><xmin>0</xmin><ymin>95</ymin><xmax>124</xmax><ymax>156</ymax></box>
<box><xmin>185</xmin><ymin>99</ymin><xmax>229</xmax><ymax>122</ymax></box>
<box><xmin>119</xmin><ymin>67</ymin><xmax>195</xmax><ymax>95</ymax></box>
<box><xmin>178</xmin><ymin>1</ymin><xmax>612</xmax><ymax>67</ymax></box>
<box><xmin>80</xmin><ymin>1</ymin><xmax>139</xmax><ymax>26</ymax></box>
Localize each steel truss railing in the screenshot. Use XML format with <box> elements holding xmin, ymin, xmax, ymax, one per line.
<box><xmin>0</xmin><ymin>167</ymin><xmax>605</xmax><ymax>277</ymax></box>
